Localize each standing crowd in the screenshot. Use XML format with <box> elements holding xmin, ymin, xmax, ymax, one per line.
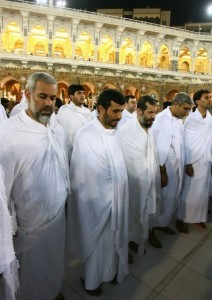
<box><xmin>0</xmin><ymin>72</ymin><xmax>212</xmax><ymax>300</ymax></box>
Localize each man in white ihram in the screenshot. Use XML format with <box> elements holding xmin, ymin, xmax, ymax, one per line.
<box><xmin>117</xmin><ymin>95</ymin><xmax>137</xmax><ymax>128</ymax></box>
<box><xmin>177</xmin><ymin>89</ymin><xmax>212</xmax><ymax>231</ymax></box>
<box><xmin>149</xmin><ymin>92</ymin><xmax>193</xmax><ymax>247</ymax></box>
<box><xmin>0</xmin><ymin>72</ymin><xmax>69</xmax><ymax>300</ymax></box>
<box><xmin>0</xmin><ymin>165</ymin><xmax>19</xmax><ymax>300</ymax></box>
<box><xmin>119</xmin><ymin>95</ymin><xmax>160</xmax><ymax>256</ymax></box>
<box><xmin>57</xmin><ymin>84</ymin><xmax>92</xmax><ymax>161</ymax></box>
<box><xmin>67</xmin><ymin>89</ymin><xmax>129</xmax><ymax>297</ymax></box>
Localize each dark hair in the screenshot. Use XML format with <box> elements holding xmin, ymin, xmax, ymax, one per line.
<box><xmin>163</xmin><ymin>101</ymin><xmax>171</xmax><ymax>110</ymax></box>
<box><xmin>1</xmin><ymin>97</ymin><xmax>9</xmax><ymax>109</ymax></box>
<box><xmin>125</xmin><ymin>95</ymin><xmax>136</xmax><ymax>104</ymax></box>
<box><xmin>97</xmin><ymin>89</ymin><xmax>125</xmax><ymax>111</ymax></box>
<box><xmin>137</xmin><ymin>95</ymin><xmax>157</xmax><ymax>112</ymax></box>
<box><xmin>193</xmin><ymin>89</ymin><xmax>210</xmax><ymax>106</ymax></box>
<box><xmin>68</xmin><ymin>84</ymin><xmax>85</xmax><ymax>96</ymax></box>
<box><xmin>55</xmin><ymin>97</ymin><xmax>63</xmax><ymax>109</ymax></box>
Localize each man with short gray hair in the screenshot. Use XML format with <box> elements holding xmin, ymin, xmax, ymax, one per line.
<box><xmin>0</xmin><ymin>72</ymin><xmax>69</xmax><ymax>300</ymax></box>
<box><xmin>148</xmin><ymin>92</ymin><xmax>193</xmax><ymax>248</ymax></box>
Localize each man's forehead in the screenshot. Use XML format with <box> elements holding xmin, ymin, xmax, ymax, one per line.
<box><xmin>200</xmin><ymin>93</ymin><xmax>210</xmax><ymax>98</ymax></box>
<box><xmin>146</xmin><ymin>103</ymin><xmax>157</xmax><ymax>110</ymax></box>
<box><xmin>110</xmin><ymin>100</ymin><xmax>124</xmax><ymax>107</ymax></box>
<box><xmin>181</xmin><ymin>103</ymin><xmax>192</xmax><ymax>108</ymax></box>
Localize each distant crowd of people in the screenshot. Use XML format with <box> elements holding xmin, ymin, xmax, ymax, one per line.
<box><xmin>0</xmin><ymin>72</ymin><xmax>212</xmax><ymax>300</ymax></box>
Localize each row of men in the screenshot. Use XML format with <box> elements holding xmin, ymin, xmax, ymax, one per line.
<box><xmin>0</xmin><ymin>72</ymin><xmax>212</xmax><ymax>300</ymax></box>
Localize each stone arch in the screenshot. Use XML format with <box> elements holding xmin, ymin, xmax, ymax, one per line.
<box><xmin>102</xmin><ymin>83</ymin><xmax>116</xmax><ymax>90</ymax></box>
<box><xmin>57</xmin><ymin>80</ymin><xmax>69</xmax><ymax>103</ymax></box>
<box><xmin>166</xmin><ymin>89</ymin><xmax>180</xmax><ymax>101</ymax></box>
<box><xmin>148</xmin><ymin>88</ymin><xmax>160</xmax><ymax>101</ymax></box>
<box><xmin>0</xmin><ymin>76</ymin><xmax>21</xmax><ymax>101</ymax></box>
<box><xmin>124</xmin><ymin>86</ymin><xmax>140</xmax><ymax>99</ymax></box>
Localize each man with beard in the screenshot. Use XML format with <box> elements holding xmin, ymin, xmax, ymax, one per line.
<box><xmin>67</xmin><ymin>89</ymin><xmax>129</xmax><ymax>296</ymax></box>
<box><xmin>149</xmin><ymin>92</ymin><xmax>193</xmax><ymax>248</ymax></box>
<box><xmin>0</xmin><ymin>72</ymin><xmax>69</xmax><ymax>300</ymax></box>
<box><xmin>119</xmin><ymin>95</ymin><xmax>160</xmax><ymax>256</ymax></box>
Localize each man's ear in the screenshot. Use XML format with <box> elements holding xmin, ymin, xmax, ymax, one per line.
<box><xmin>136</xmin><ymin>108</ymin><xmax>142</xmax><ymax>116</ymax></box>
<box><xmin>25</xmin><ymin>89</ymin><xmax>31</xmax><ymax>103</ymax></box>
<box><xmin>97</xmin><ymin>105</ymin><xmax>105</xmax><ymax>114</ymax></box>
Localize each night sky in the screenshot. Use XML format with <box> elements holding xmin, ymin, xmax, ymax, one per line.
<box><xmin>66</xmin><ymin>0</ymin><xmax>212</xmax><ymax>26</ymax></box>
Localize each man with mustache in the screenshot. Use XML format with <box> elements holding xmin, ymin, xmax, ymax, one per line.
<box><xmin>67</xmin><ymin>89</ymin><xmax>129</xmax><ymax>296</ymax></box>
<box><xmin>0</xmin><ymin>72</ymin><xmax>69</xmax><ymax>300</ymax></box>
<box><xmin>119</xmin><ymin>95</ymin><xmax>160</xmax><ymax>256</ymax></box>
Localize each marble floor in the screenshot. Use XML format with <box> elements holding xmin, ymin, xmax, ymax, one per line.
<box><xmin>62</xmin><ymin>202</ymin><xmax>212</xmax><ymax>300</ymax></box>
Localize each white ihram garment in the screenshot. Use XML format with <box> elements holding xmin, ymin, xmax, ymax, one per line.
<box><xmin>67</xmin><ymin>117</ymin><xmax>129</xmax><ymax>290</ymax></box>
<box><xmin>57</xmin><ymin>101</ymin><xmax>92</xmax><ymax>159</ymax></box>
<box><xmin>177</xmin><ymin>109</ymin><xmax>212</xmax><ymax>223</ymax></box>
<box><xmin>117</xmin><ymin>109</ymin><xmax>136</xmax><ymax>128</ymax></box>
<box><xmin>0</xmin><ymin>166</ymin><xmax>19</xmax><ymax>300</ymax></box>
<box><xmin>0</xmin><ymin>111</ymin><xmax>69</xmax><ymax>300</ymax></box>
<box><xmin>10</xmin><ymin>93</ymin><xmax>28</xmax><ymax>118</ymax></box>
<box><xmin>0</xmin><ymin>104</ymin><xmax>7</xmax><ymax>123</ymax></box>
<box><xmin>119</xmin><ymin>118</ymin><xmax>160</xmax><ymax>248</ymax></box>
<box><xmin>151</xmin><ymin>107</ymin><xmax>184</xmax><ymax>227</ymax></box>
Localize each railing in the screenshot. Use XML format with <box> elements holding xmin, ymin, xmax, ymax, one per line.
<box><xmin>2</xmin><ymin>0</ymin><xmax>212</xmax><ymax>37</ymax></box>
<box><xmin>1</xmin><ymin>51</ymin><xmax>212</xmax><ymax>82</ymax></box>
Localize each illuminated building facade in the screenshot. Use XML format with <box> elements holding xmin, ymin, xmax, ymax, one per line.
<box><xmin>0</xmin><ymin>0</ymin><xmax>212</xmax><ymax>104</ymax></box>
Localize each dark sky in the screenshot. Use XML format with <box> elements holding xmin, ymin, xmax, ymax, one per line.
<box><xmin>66</xmin><ymin>0</ymin><xmax>212</xmax><ymax>26</ymax></box>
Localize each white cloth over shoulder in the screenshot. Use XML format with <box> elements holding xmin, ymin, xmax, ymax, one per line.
<box><xmin>152</xmin><ymin>107</ymin><xmax>185</xmax><ymax>200</ymax></box>
<box><xmin>0</xmin><ymin>104</ymin><xmax>7</xmax><ymax>123</ymax></box>
<box><xmin>57</xmin><ymin>102</ymin><xmax>92</xmax><ymax>158</ymax></box>
<box><xmin>67</xmin><ymin>117</ymin><xmax>129</xmax><ymax>283</ymax></box>
<box><xmin>184</xmin><ymin>109</ymin><xmax>212</xmax><ymax>165</ymax></box>
<box><xmin>10</xmin><ymin>92</ymin><xmax>28</xmax><ymax>118</ymax></box>
<box><xmin>0</xmin><ymin>111</ymin><xmax>69</xmax><ymax>300</ymax></box>
<box><xmin>117</xmin><ymin>109</ymin><xmax>136</xmax><ymax>128</ymax></box>
<box><xmin>177</xmin><ymin>109</ymin><xmax>212</xmax><ymax>223</ymax></box>
<box><xmin>119</xmin><ymin>118</ymin><xmax>160</xmax><ymax>242</ymax></box>
<box><xmin>0</xmin><ymin>166</ymin><xmax>19</xmax><ymax>300</ymax></box>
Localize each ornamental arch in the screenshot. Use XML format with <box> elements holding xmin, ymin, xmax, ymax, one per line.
<box><xmin>158</xmin><ymin>44</ymin><xmax>170</xmax><ymax>70</ymax></box>
<box><xmin>166</xmin><ymin>89</ymin><xmax>180</xmax><ymax>101</ymax></box>
<box><xmin>28</xmin><ymin>25</ymin><xmax>48</xmax><ymax>56</ymax></box>
<box><xmin>120</xmin><ymin>38</ymin><xmax>135</xmax><ymax>65</ymax></box>
<box><xmin>76</xmin><ymin>31</ymin><xmax>94</xmax><ymax>61</ymax></box>
<box><xmin>0</xmin><ymin>76</ymin><xmax>21</xmax><ymax>101</ymax></box>
<box><xmin>194</xmin><ymin>47</ymin><xmax>208</xmax><ymax>74</ymax></box>
<box><xmin>98</xmin><ymin>34</ymin><xmax>115</xmax><ymax>63</ymax></box>
<box><xmin>178</xmin><ymin>46</ymin><xmax>192</xmax><ymax>72</ymax></box>
<box><xmin>53</xmin><ymin>27</ymin><xmax>71</xmax><ymax>58</ymax></box>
